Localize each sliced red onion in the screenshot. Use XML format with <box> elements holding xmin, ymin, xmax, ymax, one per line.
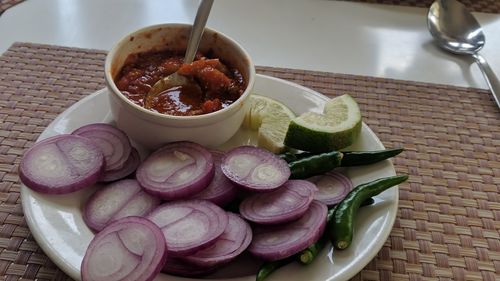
<box><xmin>83</xmin><ymin>179</ymin><xmax>161</xmax><ymax>232</ymax></box>
<box><xmin>19</xmin><ymin>134</ymin><xmax>105</xmax><ymax>194</ymax></box>
<box><xmin>147</xmin><ymin>200</ymin><xmax>228</xmax><ymax>256</ymax></box>
<box><xmin>248</xmin><ymin>201</ymin><xmax>327</xmax><ymax>261</ymax></box>
<box><xmin>137</xmin><ymin>142</ymin><xmax>214</xmax><ymax>200</ymax></box>
<box><xmin>81</xmin><ymin>216</ymin><xmax>167</xmax><ymax>281</ymax></box>
<box><xmin>72</xmin><ymin>123</ymin><xmax>132</xmax><ymax>172</ymax></box>
<box><xmin>190</xmin><ymin>150</ymin><xmax>237</xmax><ymax>206</ymax></box>
<box><xmin>101</xmin><ymin>148</ymin><xmax>140</xmax><ymax>182</ymax></box>
<box><xmin>221</xmin><ymin>146</ymin><xmax>290</xmax><ymax>192</ymax></box>
<box><xmin>162</xmin><ymin>257</ymin><xmax>216</xmax><ymax>277</ymax></box>
<box><xmin>307</xmin><ymin>171</ymin><xmax>353</xmax><ymax>206</ymax></box>
<box><xmin>182</xmin><ymin>213</ymin><xmax>252</xmax><ymax>267</ymax></box>
<box><xmin>239</xmin><ymin>180</ymin><xmax>317</xmax><ymax>225</ymax></box>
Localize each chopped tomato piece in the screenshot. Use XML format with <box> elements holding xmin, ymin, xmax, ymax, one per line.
<box><xmin>177</xmin><ymin>59</ymin><xmax>222</xmax><ymax>75</ymax></box>
<box><xmin>161</xmin><ymin>58</ymin><xmax>183</xmax><ymax>75</ymax></box>
<box><xmin>198</xmin><ymin>67</ymin><xmax>232</xmax><ymax>93</ymax></box>
<box><xmin>202</xmin><ymin>99</ymin><xmax>222</xmax><ymax>113</ymax></box>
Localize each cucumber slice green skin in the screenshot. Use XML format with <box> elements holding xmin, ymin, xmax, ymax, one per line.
<box><xmin>284</xmin><ymin>120</ymin><xmax>362</xmax><ymax>153</ymax></box>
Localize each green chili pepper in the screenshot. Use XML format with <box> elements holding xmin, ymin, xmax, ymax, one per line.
<box><xmin>283</xmin><ymin>148</ymin><xmax>403</xmax><ymax>179</ymax></box>
<box><xmin>297</xmin><ymin>236</ymin><xmax>327</xmax><ymax>265</ymax></box>
<box><xmin>296</xmin><ymin>206</ymin><xmax>337</xmax><ymax>266</ymax></box>
<box><xmin>280</xmin><ymin>148</ymin><xmax>402</xmax><ymax>166</ymax></box>
<box><xmin>360</xmin><ymin>197</ymin><xmax>375</xmax><ymax>207</ymax></box>
<box><xmin>255</xmin><ymin>195</ymin><xmax>380</xmax><ymax>276</ymax></box>
<box><xmin>288</xmin><ymin>151</ymin><xmax>343</xmax><ymax>179</ymax></box>
<box><xmin>327</xmin><ymin>204</ymin><xmax>338</xmax><ymax>222</ymax></box>
<box><xmin>297</xmin><ymin>198</ymin><xmax>376</xmax><ymax>265</ymax></box>
<box><xmin>327</xmin><ymin>197</ymin><xmax>374</xmax><ymax>221</ymax></box>
<box><xmin>256</xmin><ymin>257</ymin><xmax>295</xmax><ymax>281</ymax></box>
<box><xmin>279</xmin><ymin>151</ymin><xmax>320</xmax><ymax>163</ymax></box>
<box><xmin>328</xmin><ymin>175</ymin><xmax>408</xmax><ymax>250</ymax></box>
<box><xmin>340</xmin><ymin>148</ymin><xmax>404</xmax><ymax>167</ymax></box>
<box><xmin>278</xmin><ymin>152</ymin><xmax>299</xmax><ymax>163</ymax></box>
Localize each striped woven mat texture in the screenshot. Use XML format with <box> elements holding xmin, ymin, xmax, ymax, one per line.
<box><xmin>0</xmin><ymin>42</ymin><xmax>499</xmax><ymax>281</ymax></box>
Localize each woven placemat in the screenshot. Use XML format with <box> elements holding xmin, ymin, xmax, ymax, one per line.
<box><xmin>340</xmin><ymin>0</ymin><xmax>500</xmax><ymax>13</ymax></box>
<box><xmin>0</xmin><ymin>42</ymin><xmax>499</xmax><ymax>281</ymax></box>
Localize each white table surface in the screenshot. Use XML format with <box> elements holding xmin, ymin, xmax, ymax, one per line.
<box><xmin>1</xmin><ymin>0</ymin><xmax>500</xmax><ymax>89</ymax></box>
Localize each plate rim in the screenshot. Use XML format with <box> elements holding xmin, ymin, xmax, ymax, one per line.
<box><xmin>20</xmin><ymin>74</ymin><xmax>398</xmax><ymax>281</ymax></box>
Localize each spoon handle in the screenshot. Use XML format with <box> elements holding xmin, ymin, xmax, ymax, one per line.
<box><xmin>472</xmin><ymin>53</ymin><xmax>500</xmax><ymax>110</ymax></box>
<box><xmin>184</xmin><ymin>0</ymin><xmax>214</xmax><ymax>64</ymax></box>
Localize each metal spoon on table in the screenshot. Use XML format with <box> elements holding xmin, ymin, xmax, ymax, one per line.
<box><xmin>145</xmin><ymin>0</ymin><xmax>214</xmax><ymax>108</ymax></box>
<box><xmin>427</xmin><ymin>0</ymin><xmax>500</xmax><ymax>110</ymax></box>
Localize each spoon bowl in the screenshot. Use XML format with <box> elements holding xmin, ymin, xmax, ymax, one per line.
<box><xmin>427</xmin><ymin>0</ymin><xmax>500</xmax><ymax>109</ymax></box>
<box><xmin>427</xmin><ymin>0</ymin><xmax>485</xmax><ymax>54</ymax></box>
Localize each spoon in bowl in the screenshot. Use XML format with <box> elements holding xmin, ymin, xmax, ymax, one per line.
<box><xmin>145</xmin><ymin>0</ymin><xmax>214</xmax><ymax>108</ymax></box>
<box><xmin>427</xmin><ymin>0</ymin><xmax>500</xmax><ymax>109</ymax></box>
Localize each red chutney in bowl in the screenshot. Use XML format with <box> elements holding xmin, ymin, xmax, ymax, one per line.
<box><xmin>115</xmin><ymin>50</ymin><xmax>246</xmax><ymax>116</ymax></box>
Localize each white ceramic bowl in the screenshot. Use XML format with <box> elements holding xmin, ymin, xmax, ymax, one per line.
<box><xmin>105</xmin><ymin>23</ymin><xmax>255</xmax><ymax>149</ymax></box>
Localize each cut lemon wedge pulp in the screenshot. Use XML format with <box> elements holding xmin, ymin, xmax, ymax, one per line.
<box><xmin>243</xmin><ymin>94</ymin><xmax>295</xmax><ymax>153</ymax></box>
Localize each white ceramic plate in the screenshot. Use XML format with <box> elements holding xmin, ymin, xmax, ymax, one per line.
<box><xmin>21</xmin><ymin>74</ymin><xmax>398</xmax><ymax>281</ymax></box>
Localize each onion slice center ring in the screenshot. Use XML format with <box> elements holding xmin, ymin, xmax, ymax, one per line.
<box><xmin>248</xmin><ymin>201</ymin><xmax>328</xmax><ymax>261</ymax></box>
<box><xmin>239</xmin><ymin>180</ymin><xmax>317</xmax><ymax>225</ymax></box>
<box><xmin>19</xmin><ymin>134</ymin><xmax>105</xmax><ymax>194</ymax></box>
<box><xmin>72</xmin><ymin>123</ymin><xmax>132</xmax><ymax>172</ymax></box>
<box><xmin>81</xmin><ymin>216</ymin><xmax>167</xmax><ymax>281</ymax></box>
<box><xmin>191</xmin><ymin>150</ymin><xmax>237</xmax><ymax>206</ymax></box>
<box><xmin>137</xmin><ymin>142</ymin><xmax>215</xmax><ymax>200</ymax></box>
<box><xmin>221</xmin><ymin>146</ymin><xmax>290</xmax><ymax>192</ymax></box>
<box><xmin>147</xmin><ymin>200</ymin><xmax>228</xmax><ymax>256</ymax></box>
<box><xmin>307</xmin><ymin>171</ymin><xmax>353</xmax><ymax>206</ymax></box>
<box><xmin>181</xmin><ymin>212</ymin><xmax>252</xmax><ymax>267</ymax></box>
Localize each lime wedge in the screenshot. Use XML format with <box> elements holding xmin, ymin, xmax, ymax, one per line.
<box><xmin>243</xmin><ymin>94</ymin><xmax>295</xmax><ymax>153</ymax></box>
<box><xmin>284</xmin><ymin>94</ymin><xmax>362</xmax><ymax>152</ymax></box>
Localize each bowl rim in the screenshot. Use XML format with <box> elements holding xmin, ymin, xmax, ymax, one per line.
<box><xmin>104</xmin><ymin>23</ymin><xmax>256</xmax><ymax>122</ymax></box>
